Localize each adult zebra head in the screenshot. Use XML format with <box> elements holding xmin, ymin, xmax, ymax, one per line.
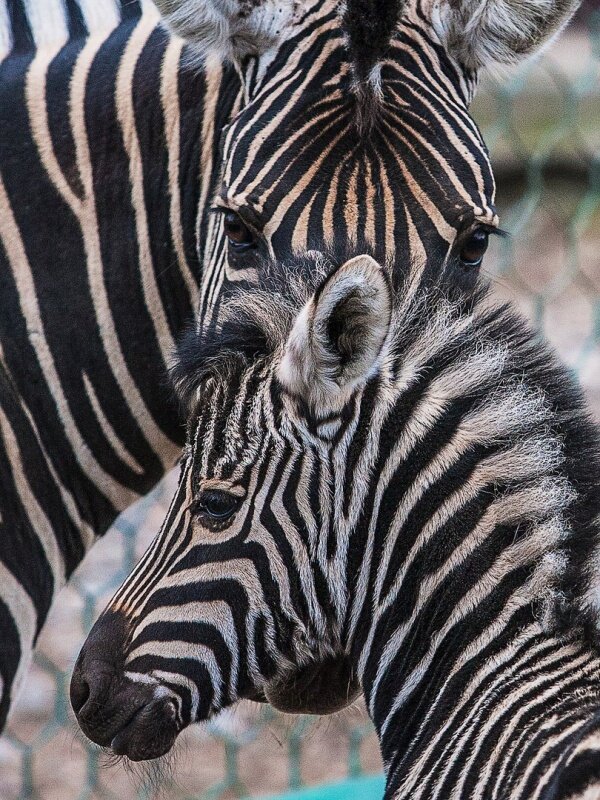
<box><xmin>72</xmin><ymin>251</ymin><xmax>600</xmax><ymax>790</ymax></box>
<box><xmin>171</xmin><ymin>0</ymin><xmax>578</xmax><ymax>326</ymax></box>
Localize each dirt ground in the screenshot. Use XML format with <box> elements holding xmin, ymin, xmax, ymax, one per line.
<box><xmin>1</xmin><ymin>26</ymin><xmax>599</xmax><ymax>800</ymax></box>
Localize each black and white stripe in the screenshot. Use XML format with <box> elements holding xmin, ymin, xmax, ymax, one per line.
<box><xmin>73</xmin><ymin>250</ymin><xmax>600</xmax><ymax>795</ymax></box>
<box><xmin>0</xmin><ymin>0</ymin><xmax>242</xmax><ymax>727</ymax></box>
<box><xmin>2</xmin><ymin>0</ymin><xmax>579</xmax><ymax>739</ymax></box>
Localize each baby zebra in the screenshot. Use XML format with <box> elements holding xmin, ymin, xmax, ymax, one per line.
<box><xmin>72</xmin><ymin>251</ymin><xmax>600</xmax><ymax>798</ymax></box>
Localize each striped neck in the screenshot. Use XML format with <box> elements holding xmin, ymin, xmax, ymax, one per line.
<box><xmin>348</xmin><ymin>366</ymin><xmax>600</xmax><ymax>798</ymax></box>
<box><xmin>334</xmin><ymin>286</ymin><xmax>600</xmax><ymax>796</ymax></box>
<box><xmin>369</xmin><ymin>621</ymin><xmax>600</xmax><ymax>798</ymax></box>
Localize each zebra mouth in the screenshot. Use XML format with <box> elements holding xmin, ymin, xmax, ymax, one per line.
<box><xmin>264</xmin><ymin>655</ymin><xmax>360</xmax><ymax>715</ymax></box>
<box><xmin>108</xmin><ymin>694</ymin><xmax>181</xmax><ymax>761</ymax></box>
<box><xmin>72</xmin><ymin>671</ymin><xmax>181</xmax><ymax>761</ymax></box>
<box><xmin>70</xmin><ymin>611</ymin><xmax>182</xmax><ymax>761</ymax></box>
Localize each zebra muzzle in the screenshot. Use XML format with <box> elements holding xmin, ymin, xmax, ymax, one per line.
<box><xmin>70</xmin><ymin>611</ymin><xmax>181</xmax><ymax>760</ymax></box>
<box><xmin>108</xmin><ymin>694</ymin><xmax>180</xmax><ymax>761</ymax></box>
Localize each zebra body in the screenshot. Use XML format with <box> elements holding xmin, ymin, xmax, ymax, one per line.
<box><xmin>72</xmin><ymin>251</ymin><xmax>600</xmax><ymax>796</ymax></box>
<box><xmin>2</xmin><ymin>0</ymin><xmax>578</xmax><ymax>733</ymax></box>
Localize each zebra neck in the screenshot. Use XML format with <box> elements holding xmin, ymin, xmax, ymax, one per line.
<box><xmin>341</xmin><ymin>293</ymin><xmax>600</xmax><ymax>797</ymax></box>
<box><xmin>366</xmin><ymin>620</ymin><xmax>600</xmax><ymax>799</ymax></box>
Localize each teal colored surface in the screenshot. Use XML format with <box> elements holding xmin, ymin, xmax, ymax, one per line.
<box><xmin>257</xmin><ymin>775</ymin><xmax>385</xmax><ymax>800</ymax></box>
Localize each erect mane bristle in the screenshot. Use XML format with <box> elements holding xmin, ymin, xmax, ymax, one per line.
<box><xmin>342</xmin><ymin>0</ymin><xmax>405</xmax><ymax>129</ymax></box>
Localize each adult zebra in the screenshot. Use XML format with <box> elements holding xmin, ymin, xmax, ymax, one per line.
<box><xmin>72</xmin><ymin>251</ymin><xmax>600</xmax><ymax>798</ymax></box>
<box><xmin>0</xmin><ymin>0</ymin><xmax>232</xmax><ymax>729</ymax></box>
<box><xmin>0</xmin><ymin>0</ymin><xmax>577</xmax><ymax>732</ymax></box>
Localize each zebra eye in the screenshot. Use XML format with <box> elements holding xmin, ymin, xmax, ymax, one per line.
<box><xmin>459</xmin><ymin>228</ymin><xmax>489</xmax><ymax>267</ymax></box>
<box><xmin>223</xmin><ymin>212</ymin><xmax>254</xmax><ymax>249</ymax></box>
<box><xmin>191</xmin><ymin>490</ymin><xmax>241</xmax><ymax>523</ymax></box>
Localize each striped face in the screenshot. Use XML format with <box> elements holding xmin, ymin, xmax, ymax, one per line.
<box><xmin>198</xmin><ymin>0</ymin><xmax>498</xmax><ymax>325</ymax></box>
<box><xmin>72</xmin><ymin>251</ymin><xmax>599</xmax><ymax>766</ymax></box>
<box><xmin>110</xmin><ymin>360</ymin><xmax>356</xmax><ymax>720</ymax></box>
<box><xmin>72</xmin><ymin>256</ymin><xmax>392</xmax><ymax>759</ymax></box>
<box><xmin>71</xmin><ymin>360</ymin><xmax>363</xmax><ymax>759</ymax></box>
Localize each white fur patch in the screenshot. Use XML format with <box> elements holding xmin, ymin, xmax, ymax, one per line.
<box><xmin>279</xmin><ymin>255</ymin><xmax>392</xmax><ymax>410</ymax></box>
<box><xmin>77</xmin><ymin>0</ymin><xmax>121</xmax><ymax>34</ymax></box>
<box><xmin>154</xmin><ymin>0</ymin><xmax>299</xmax><ymax>62</ymax></box>
<box><xmin>124</xmin><ymin>670</ymin><xmax>160</xmax><ymax>686</ymax></box>
<box><xmin>0</xmin><ymin>1</ymin><xmax>11</xmax><ymax>60</ymax></box>
<box><xmin>24</xmin><ymin>0</ymin><xmax>69</xmax><ymax>49</ymax></box>
<box><xmin>431</xmin><ymin>0</ymin><xmax>579</xmax><ymax>71</ymax></box>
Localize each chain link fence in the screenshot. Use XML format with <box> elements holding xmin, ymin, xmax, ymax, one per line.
<box><xmin>1</xmin><ymin>8</ymin><xmax>599</xmax><ymax>799</ymax></box>
<box><xmin>474</xmin><ymin>5</ymin><xmax>600</xmax><ymax>418</ymax></box>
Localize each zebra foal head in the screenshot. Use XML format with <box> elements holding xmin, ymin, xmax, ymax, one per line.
<box><xmin>71</xmin><ymin>250</ymin><xmax>600</xmax><ymax>766</ymax></box>
<box><xmin>162</xmin><ymin>0</ymin><xmax>579</xmax><ymax>325</ymax></box>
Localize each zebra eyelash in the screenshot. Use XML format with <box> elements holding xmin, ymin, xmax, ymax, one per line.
<box><xmin>209</xmin><ymin>206</ymin><xmax>262</xmax><ymax>239</ymax></box>
<box><xmin>486</xmin><ymin>226</ymin><xmax>509</xmax><ymax>239</ymax></box>
<box><xmin>209</xmin><ymin>206</ymin><xmax>251</xmax><ymax>220</ymax></box>
<box><xmin>463</xmin><ymin>223</ymin><xmax>508</xmax><ymax>239</ymax></box>
<box><xmin>454</xmin><ymin>223</ymin><xmax>509</xmax><ymax>254</ymax></box>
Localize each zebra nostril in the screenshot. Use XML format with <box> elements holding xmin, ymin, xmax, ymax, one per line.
<box><xmin>70</xmin><ymin>609</ymin><xmax>130</xmax><ymax>722</ymax></box>
<box><xmin>69</xmin><ymin>668</ymin><xmax>91</xmax><ymax>716</ymax></box>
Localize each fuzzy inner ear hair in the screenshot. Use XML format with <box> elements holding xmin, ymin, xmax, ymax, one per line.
<box><xmin>153</xmin><ymin>0</ymin><xmax>298</xmax><ymax>62</ymax></box>
<box><xmin>278</xmin><ymin>255</ymin><xmax>392</xmax><ymax>410</ymax></box>
<box><xmin>433</xmin><ymin>0</ymin><xmax>580</xmax><ymax>72</ymax></box>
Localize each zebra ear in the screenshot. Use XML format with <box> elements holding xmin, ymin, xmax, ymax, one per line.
<box><xmin>153</xmin><ymin>0</ymin><xmax>297</xmax><ymax>62</ymax></box>
<box><xmin>434</xmin><ymin>0</ymin><xmax>579</xmax><ymax>71</ymax></box>
<box><xmin>278</xmin><ymin>255</ymin><xmax>392</xmax><ymax>408</ymax></box>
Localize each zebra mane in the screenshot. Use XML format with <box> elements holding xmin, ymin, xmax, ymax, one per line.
<box><xmin>171</xmin><ymin>253</ymin><xmax>331</xmax><ymax>407</ymax></box>
<box><xmin>341</xmin><ymin>0</ymin><xmax>406</xmax><ymax>128</ymax></box>
<box><xmin>171</xmin><ymin>248</ymin><xmax>486</xmax><ymax>411</ymax></box>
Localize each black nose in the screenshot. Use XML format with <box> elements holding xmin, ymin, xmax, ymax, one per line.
<box><xmin>70</xmin><ymin>644</ymin><xmax>123</xmax><ymax>742</ymax></box>
<box><xmin>69</xmin><ymin>664</ymin><xmax>91</xmax><ymax>716</ymax></box>
<box><xmin>70</xmin><ymin>611</ymin><xmax>180</xmax><ymax>760</ymax></box>
<box><xmin>70</xmin><ymin>611</ymin><xmax>129</xmax><ymax>712</ymax></box>
<box><xmin>70</xmin><ymin>611</ymin><xmax>130</xmax><ymax>743</ymax></box>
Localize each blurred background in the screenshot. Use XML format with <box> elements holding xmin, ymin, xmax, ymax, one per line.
<box><xmin>1</xmin><ymin>4</ymin><xmax>599</xmax><ymax>799</ymax></box>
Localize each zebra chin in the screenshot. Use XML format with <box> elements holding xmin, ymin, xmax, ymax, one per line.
<box><xmin>263</xmin><ymin>655</ymin><xmax>361</xmax><ymax>716</ymax></box>
<box><xmin>70</xmin><ymin>608</ymin><xmax>361</xmax><ymax>760</ymax></box>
